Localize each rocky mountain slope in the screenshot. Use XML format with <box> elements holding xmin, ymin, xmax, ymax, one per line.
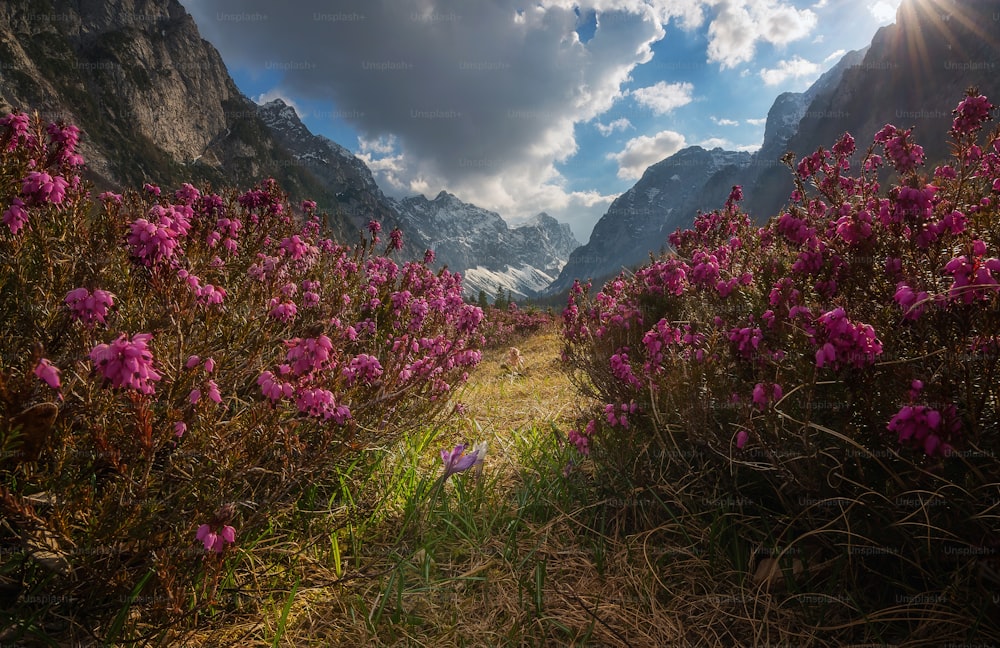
<box><xmin>0</xmin><ymin>0</ymin><xmax>578</xmax><ymax>288</ymax></box>
<box><xmin>0</xmin><ymin>0</ymin><xmax>361</xmax><ymax>235</ymax></box>
<box><xmin>548</xmin><ymin>0</ymin><xmax>1000</xmax><ymax>296</ymax></box>
<box><xmin>547</xmin><ymin>147</ymin><xmax>751</xmax><ymax>295</ymax></box>
<box><xmin>391</xmin><ymin>191</ymin><xmax>579</xmax><ymax>300</ymax></box>
<box><xmin>255</xmin><ymin>98</ymin><xmax>403</xmax><ymax>236</ymax></box>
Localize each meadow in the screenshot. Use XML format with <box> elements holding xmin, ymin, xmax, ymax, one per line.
<box><xmin>1</xmin><ymin>91</ymin><xmax>999</xmax><ymax>647</ymax></box>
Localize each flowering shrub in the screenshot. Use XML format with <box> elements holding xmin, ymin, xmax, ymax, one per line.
<box><xmin>562</xmin><ymin>91</ymin><xmax>1000</xmax><ymax>633</ymax></box>
<box><xmin>0</xmin><ymin>113</ymin><xmax>483</xmax><ymax>632</ymax></box>
<box><xmin>476</xmin><ymin>302</ymin><xmax>553</xmax><ymax>349</ymax></box>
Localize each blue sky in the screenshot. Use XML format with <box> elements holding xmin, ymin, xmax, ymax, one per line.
<box><xmin>180</xmin><ymin>0</ymin><xmax>903</xmax><ymax>242</ymax></box>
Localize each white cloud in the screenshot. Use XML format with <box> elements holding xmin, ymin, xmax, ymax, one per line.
<box><xmin>630</xmin><ymin>81</ymin><xmax>694</xmax><ymax>114</ymax></box>
<box><xmin>711</xmin><ymin>116</ymin><xmax>740</xmax><ymax>126</ymax></box>
<box><xmin>252</xmin><ymin>89</ymin><xmax>302</xmax><ymax>116</ymax></box>
<box><xmin>608</xmin><ymin>130</ymin><xmax>687</xmax><ymax>180</ymax></box>
<box><xmin>746</xmin><ymin>117</ymin><xmax>768</xmax><ymax>126</ymax></box>
<box><xmin>824</xmin><ymin>48</ymin><xmax>847</xmax><ymax>63</ymax></box>
<box><xmin>699</xmin><ymin>137</ymin><xmax>730</xmax><ymax>149</ymax></box>
<box><xmin>706</xmin><ymin>0</ymin><xmax>818</xmax><ymax>68</ymax></box>
<box><xmin>699</xmin><ymin>137</ymin><xmax>761</xmax><ymax>152</ymax></box>
<box><xmin>759</xmin><ymin>55</ymin><xmax>820</xmax><ymax>85</ymax></box>
<box><xmin>595</xmin><ymin>117</ymin><xmax>633</xmax><ymax>136</ymax></box>
<box><xmin>868</xmin><ymin>0</ymin><xmax>901</xmax><ymax>24</ymax></box>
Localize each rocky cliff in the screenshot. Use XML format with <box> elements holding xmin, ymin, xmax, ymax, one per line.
<box><xmin>0</xmin><ymin>0</ymin><xmax>353</xmax><ymax>235</ymax></box>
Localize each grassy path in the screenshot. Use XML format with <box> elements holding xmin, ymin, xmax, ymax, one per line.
<box><xmin>192</xmin><ymin>325</ymin><xmax>729</xmax><ymax>647</ymax></box>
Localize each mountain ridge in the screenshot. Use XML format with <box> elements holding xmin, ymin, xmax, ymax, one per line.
<box><xmin>547</xmin><ymin>0</ymin><xmax>1000</xmax><ymax>296</ymax></box>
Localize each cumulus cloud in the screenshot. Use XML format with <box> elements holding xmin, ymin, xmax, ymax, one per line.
<box><xmin>824</xmin><ymin>48</ymin><xmax>847</xmax><ymax>63</ymax></box>
<box><xmin>595</xmin><ymin>117</ymin><xmax>633</xmax><ymax>136</ymax></box>
<box><xmin>711</xmin><ymin>116</ymin><xmax>740</xmax><ymax>126</ymax></box>
<box><xmin>608</xmin><ymin>130</ymin><xmax>687</xmax><ymax>180</ymax></box>
<box><xmin>759</xmin><ymin>55</ymin><xmax>820</xmax><ymax>85</ymax></box>
<box><xmin>706</xmin><ymin>0</ymin><xmax>817</xmax><ymax>68</ymax></box>
<box><xmin>631</xmin><ymin>81</ymin><xmax>695</xmax><ymax>114</ymax></box>
<box><xmin>181</xmin><ymin>0</ymin><xmax>675</xmax><ymax>236</ymax></box>
<box><xmin>868</xmin><ymin>0</ymin><xmax>902</xmax><ymax>23</ymax></box>
<box><xmin>699</xmin><ymin>137</ymin><xmax>730</xmax><ymax>149</ymax></box>
<box><xmin>746</xmin><ymin>117</ymin><xmax>768</xmax><ymax>126</ymax></box>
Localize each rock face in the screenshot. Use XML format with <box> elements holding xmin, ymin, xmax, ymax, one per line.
<box><xmin>256</xmin><ymin>98</ymin><xmax>402</xmax><ymax>235</ymax></box>
<box><xmin>390</xmin><ymin>192</ymin><xmax>579</xmax><ymax>300</ymax></box>
<box><xmin>547</xmin><ymin>0</ymin><xmax>1000</xmax><ymax>296</ymax></box>
<box><xmin>0</xmin><ymin>0</ymin><xmax>352</xmax><ymax>235</ymax></box>
<box><xmin>0</xmin><ymin>0</ymin><xmax>578</xmax><ymax>281</ymax></box>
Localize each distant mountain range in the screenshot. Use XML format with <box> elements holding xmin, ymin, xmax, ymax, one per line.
<box><xmin>390</xmin><ymin>191</ymin><xmax>578</xmax><ymax>300</ymax></box>
<box><xmin>547</xmin><ymin>0</ymin><xmax>1000</xmax><ymax>295</ymax></box>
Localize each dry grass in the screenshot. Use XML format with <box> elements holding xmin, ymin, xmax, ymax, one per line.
<box><xmin>170</xmin><ymin>323</ymin><xmax>994</xmax><ymax>647</ymax></box>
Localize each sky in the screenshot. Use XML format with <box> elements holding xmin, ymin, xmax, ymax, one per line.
<box><xmin>178</xmin><ymin>0</ymin><xmax>904</xmax><ymax>242</ymax></box>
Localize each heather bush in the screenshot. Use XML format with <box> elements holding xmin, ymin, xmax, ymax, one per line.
<box><xmin>562</xmin><ymin>90</ymin><xmax>1000</xmax><ymax>640</ymax></box>
<box><xmin>0</xmin><ymin>113</ymin><xmax>483</xmax><ymax>636</ymax></box>
<box><xmin>477</xmin><ymin>301</ymin><xmax>554</xmax><ymax>349</ymax></box>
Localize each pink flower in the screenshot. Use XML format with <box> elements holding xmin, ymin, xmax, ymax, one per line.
<box><xmin>735</xmin><ymin>430</ymin><xmax>749</xmax><ymax>449</ymax></box>
<box><xmin>65</xmin><ymin>287</ymin><xmax>115</xmax><ymax>327</ymax></box>
<box><xmin>268</xmin><ymin>298</ymin><xmax>298</xmax><ymax>323</ymax></box>
<box><xmin>751</xmin><ymin>383</ymin><xmax>783</xmax><ymax>411</ymax></box>
<box><xmin>174</xmin><ymin>421</ymin><xmax>187</xmax><ymax>438</ymax></box>
<box><xmin>205</xmin><ymin>380</ymin><xmax>221</xmax><ymax>404</ymax></box>
<box><xmin>342</xmin><ymin>353</ymin><xmax>384</xmax><ymax>385</ymax></box>
<box><xmin>22</xmin><ymin>171</ymin><xmax>69</xmax><ymax>205</ymax></box>
<box><xmin>285</xmin><ymin>335</ymin><xmax>333</xmax><ymax>376</ymax></box>
<box><xmin>389</xmin><ymin>227</ymin><xmax>404</xmax><ymax>251</ymax></box>
<box><xmin>89</xmin><ymin>333</ymin><xmax>162</xmax><ymax>394</ymax></box>
<box><xmin>185</xmin><ymin>355</ymin><xmax>201</xmax><ymax>369</ymax></box>
<box><xmin>951</xmin><ymin>93</ymin><xmax>993</xmax><ymax>135</ymax></box>
<box><xmin>196</xmin><ymin>523</ymin><xmax>236</xmax><ymax>553</ymax></box>
<box><xmin>189</xmin><ymin>389</ymin><xmax>201</xmax><ymax>404</ymax></box>
<box><xmin>944</xmin><ymin>249</ymin><xmax>1000</xmax><ymax>304</ymax></box>
<box><xmin>2</xmin><ymin>197</ymin><xmax>28</xmax><ymax>234</ymax></box>
<box><xmin>34</xmin><ymin>358</ymin><xmax>61</xmax><ymax>390</ymax></box>
<box><xmin>887</xmin><ymin>404</ymin><xmax>958</xmax><ymax>457</ymax></box>
<box><xmin>257</xmin><ymin>370</ymin><xmax>292</xmax><ymax>403</ymax></box>
<box><xmin>893</xmin><ymin>282</ymin><xmax>931</xmax><ymax>320</ymax></box>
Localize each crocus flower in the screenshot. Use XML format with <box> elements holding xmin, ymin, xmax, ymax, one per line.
<box><xmin>441</xmin><ymin>441</ymin><xmax>488</xmax><ymax>478</ymax></box>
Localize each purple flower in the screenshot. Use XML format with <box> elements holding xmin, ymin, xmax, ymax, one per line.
<box><xmin>441</xmin><ymin>441</ymin><xmax>488</xmax><ymax>478</ymax></box>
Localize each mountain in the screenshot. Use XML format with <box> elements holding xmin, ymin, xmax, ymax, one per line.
<box><xmin>547</xmin><ymin>0</ymin><xmax>1000</xmax><ymax>296</ymax></box>
<box><xmin>547</xmin><ymin>147</ymin><xmax>751</xmax><ymax>295</ymax></box>
<box><xmin>753</xmin><ymin>0</ymin><xmax>1000</xmax><ymax>219</ymax></box>
<box><xmin>0</xmin><ymin>0</ymin><xmax>371</xmax><ymax>238</ymax></box>
<box><xmin>391</xmin><ymin>192</ymin><xmax>579</xmax><ymax>300</ymax></box>
<box><xmin>255</xmin><ymin>98</ymin><xmax>403</xmax><ymax>235</ymax></box>
<box><xmin>0</xmin><ymin>0</ymin><xmax>577</xmax><ymax>289</ymax></box>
